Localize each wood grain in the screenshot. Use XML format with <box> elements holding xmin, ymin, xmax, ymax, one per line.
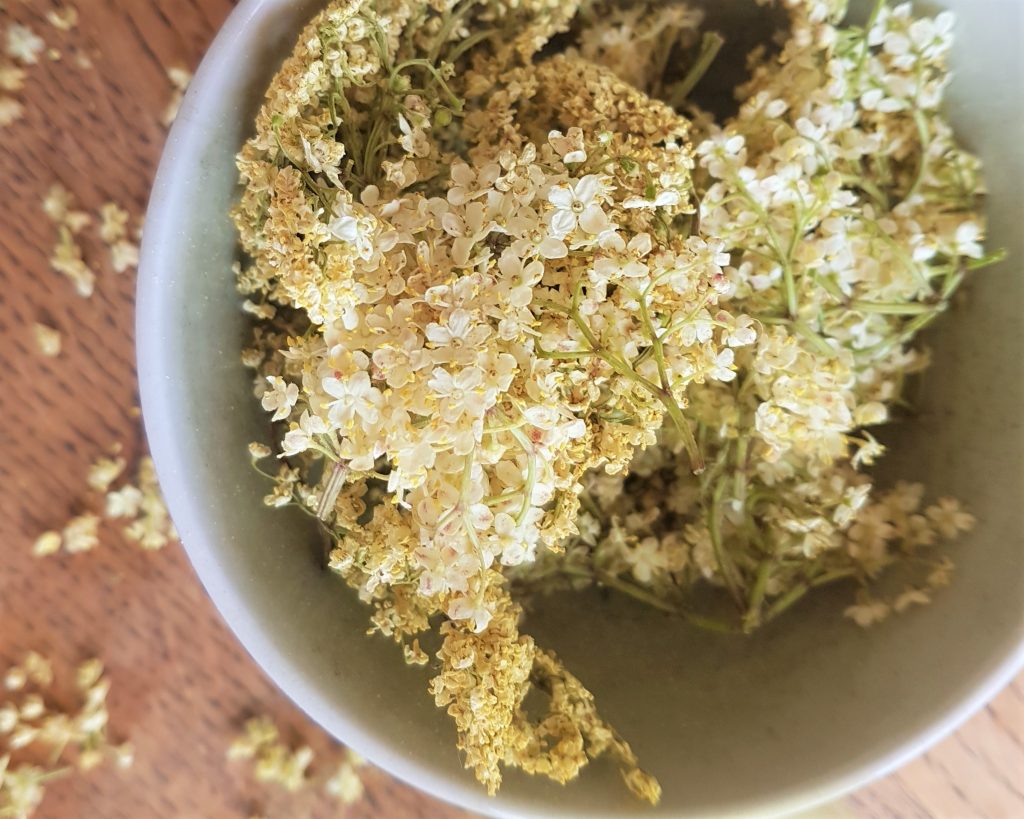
<box><xmin>0</xmin><ymin>1</ymin><xmax>1020</xmax><ymax>818</ymax></box>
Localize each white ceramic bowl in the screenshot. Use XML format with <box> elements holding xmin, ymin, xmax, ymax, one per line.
<box><xmin>137</xmin><ymin>2</ymin><xmax>1024</xmax><ymax>816</ymax></box>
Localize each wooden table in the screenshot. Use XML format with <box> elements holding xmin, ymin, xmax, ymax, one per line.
<box><xmin>0</xmin><ymin>1</ymin><xmax>1020</xmax><ymax>817</ymax></box>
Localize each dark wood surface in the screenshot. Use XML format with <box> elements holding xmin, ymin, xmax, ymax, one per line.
<box><xmin>0</xmin><ymin>1</ymin><xmax>1020</xmax><ymax>817</ymax></box>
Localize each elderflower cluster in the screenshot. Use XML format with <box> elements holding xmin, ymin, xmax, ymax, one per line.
<box><xmin>162</xmin><ymin>67</ymin><xmax>192</xmax><ymax>127</ymax></box>
<box><xmin>31</xmin><ymin>324</ymin><xmax>62</xmax><ymax>358</ymax></box>
<box><xmin>227</xmin><ymin>717</ymin><xmax>366</xmax><ymax>809</ymax></box>
<box><xmin>228</xmin><ymin>717</ymin><xmax>314</xmax><ymax>793</ymax></box>
<box><xmin>41</xmin><ymin>185</ymin><xmax>143</xmax><ymax>296</ymax></box>
<box><xmin>521</xmin><ymin>0</ymin><xmax>992</xmax><ymax>633</ymax></box>
<box><xmin>43</xmin><ymin>184</ymin><xmax>95</xmax><ymax>298</ymax></box>
<box><xmin>98</xmin><ymin>202</ymin><xmax>141</xmax><ymax>274</ymax></box>
<box><xmin>34</xmin><ymin>452</ymin><xmax>177</xmax><ymax>557</ymax></box>
<box><xmin>237</xmin><ymin>0</ymin><xmax>995</xmax><ymax>803</ymax></box>
<box><xmin>0</xmin><ymin>655</ymin><xmax>132</xmax><ymax>819</ymax></box>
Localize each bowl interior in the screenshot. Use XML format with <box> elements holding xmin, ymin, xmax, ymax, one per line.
<box><xmin>137</xmin><ymin>1</ymin><xmax>1024</xmax><ymax>816</ymax></box>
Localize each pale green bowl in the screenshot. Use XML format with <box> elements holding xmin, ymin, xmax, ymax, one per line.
<box><xmin>137</xmin><ymin>2</ymin><xmax>1024</xmax><ymax>816</ymax></box>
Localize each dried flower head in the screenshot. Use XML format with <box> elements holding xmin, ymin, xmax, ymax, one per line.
<box><xmin>33</xmin><ymin>449</ymin><xmax>177</xmax><ymax>559</ymax></box>
<box><xmin>31</xmin><ymin>532</ymin><xmax>62</xmax><ymax>558</ymax></box>
<box><xmin>87</xmin><ymin>456</ymin><xmax>127</xmax><ymax>493</ymax></box>
<box><xmin>229</xmin><ymin>718</ymin><xmax>310</xmax><ymax>793</ymax></box>
<box><xmin>324</xmin><ymin>758</ymin><xmax>364</xmax><ymax>805</ymax></box>
<box><xmin>0</xmin><ymin>64</ymin><xmax>25</xmax><ymax>92</ymax></box>
<box><xmin>61</xmin><ymin>514</ymin><xmax>100</xmax><ymax>554</ymax></box>
<box><xmin>5</xmin><ymin>25</ymin><xmax>45</xmax><ymax>66</ymax></box>
<box><xmin>31</xmin><ymin>324</ymin><xmax>61</xmax><ymax>358</ymax></box>
<box><xmin>0</xmin><ymin>95</ymin><xmax>23</xmax><ymax>127</ymax></box>
<box><xmin>0</xmin><ymin>656</ymin><xmax>129</xmax><ymax>817</ymax></box>
<box><xmin>46</xmin><ymin>7</ymin><xmax>80</xmax><ymax>32</ymax></box>
<box><xmin>97</xmin><ymin>202</ymin><xmax>141</xmax><ymax>273</ymax></box>
<box><xmin>162</xmin><ymin>66</ymin><xmax>192</xmax><ymax>126</ymax></box>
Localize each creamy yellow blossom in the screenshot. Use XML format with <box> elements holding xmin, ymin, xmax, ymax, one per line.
<box><xmin>31</xmin><ymin>324</ymin><xmax>61</xmax><ymax>358</ymax></box>
<box><xmin>162</xmin><ymin>66</ymin><xmax>192</xmax><ymax>126</ymax></box>
<box><xmin>0</xmin><ymin>656</ymin><xmax>128</xmax><ymax>817</ymax></box>
<box><xmin>5</xmin><ymin>25</ymin><xmax>45</xmax><ymax>66</ymax></box>
<box><xmin>0</xmin><ymin>96</ymin><xmax>23</xmax><ymax>127</ymax></box>
<box><xmin>45</xmin><ymin>7</ymin><xmax>79</xmax><ymax>32</ymax></box>
<box><xmin>237</xmin><ymin>0</ymin><xmax>989</xmax><ymax>802</ymax></box>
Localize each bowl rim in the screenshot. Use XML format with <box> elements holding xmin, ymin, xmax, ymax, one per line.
<box><xmin>136</xmin><ymin>1</ymin><xmax>1024</xmax><ymax>816</ymax></box>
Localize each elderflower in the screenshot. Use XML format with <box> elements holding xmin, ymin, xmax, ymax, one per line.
<box><xmin>120</xmin><ymin>457</ymin><xmax>177</xmax><ymax>550</ymax></box>
<box><xmin>42</xmin><ymin>184</ymin><xmax>89</xmax><ymax>230</ymax></box>
<box><xmin>44</xmin><ymin>186</ymin><xmax>97</xmax><ymax>296</ymax></box>
<box><xmin>324</xmin><ymin>758</ymin><xmax>364</xmax><ymax>805</ymax></box>
<box><xmin>5</xmin><ymin>25</ymin><xmax>44</xmax><ymax>66</ymax></box>
<box><xmin>34</xmin><ymin>451</ymin><xmax>177</xmax><ymax>558</ymax></box>
<box><xmin>31</xmin><ymin>324</ymin><xmax>61</xmax><ymax>357</ymax></box>
<box><xmin>844</xmin><ymin>596</ymin><xmax>890</xmax><ymax>628</ymax></box>
<box><xmin>0</xmin><ymin>64</ymin><xmax>25</xmax><ymax>92</ymax></box>
<box><xmin>0</xmin><ymin>656</ymin><xmax>128</xmax><ymax>816</ymax></box>
<box><xmin>105</xmin><ymin>484</ymin><xmax>144</xmax><ymax>518</ymax></box>
<box><xmin>49</xmin><ymin>227</ymin><xmax>95</xmax><ymax>297</ymax></box>
<box><xmin>0</xmin><ymin>96</ymin><xmax>22</xmax><ymax>127</ymax></box>
<box><xmin>528</xmin><ymin>0</ymin><xmax>992</xmax><ymax>635</ymax></box>
<box><xmin>925</xmin><ymin>498</ymin><xmax>976</xmax><ymax>539</ymax></box>
<box><xmin>87</xmin><ymin>456</ymin><xmax>127</xmax><ymax>493</ymax></box>
<box><xmin>46</xmin><ymin>7</ymin><xmax>79</xmax><ymax>32</ymax></box>
<box><xmin>234</xmin><ymin>0</ymin><xmax>994</xmax><ymax>805</ymax></box>
<box><xmin>31</xmin><ymin>532</ymin><xmax>61</xmax><ymax>558</ymax></box>
<box><xmin>260</xmin><ymin>376</ymin><xmax>299</xmax><ymax>422</ymax></box>
<box><xmin>227</xmin><ymin>717</ymin><xmax>314</xmax><ymax>792</ymax></box>
<box><xmin>162</xmin><ymin>66</ymin><xmax>191</xmax><ymax>126</ymax></box>
<box><xmin>61</xmin><ymin>514</ymin><xmax>100</xmax><ymax>554</ymax></box>
<box><xmin>98</xmin><ymin>202</ymin><xmax>140</xmax><ymax>272</ymax></box>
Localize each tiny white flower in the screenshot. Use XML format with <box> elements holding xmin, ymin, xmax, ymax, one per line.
<box><xmin>281</xmin><ymin>411</ymin><xmax>329</xmax><ymax>456</ymax></box>
<box><xmin>261</xmin><ymin>376</ymin><xmax>299</xmax><ymax>422</ymax></box>
<box><xmin>624</xmin><ymin>537</ymin><xmax>668</xmax><ymax>584</ymax></box>
<box><xmin>893</xmin><ymin>587</ymin><xmax>931</xmax><ymax>613</ymax></box>
<box><xmin>844</xmin><ymin>598</ymin><xmax>890</xmax><ymax>628</ymax></box>
<box><xmin>953</xmin><ymin>221</ymin><xmax>983</xmax><ymax>259</ymax></box>
<box><xmin>62</xmin><ymin>514</ymin><xmax>101</xmax><ymax>554</ymax></box>
<box><xmin>547</xmin><ymin>174</ymin><xmax>609</xmax><ymax>237</ymax></box>
<box><xmin>623</xmin><ymin>190</ymin><xmax>681</xmax><ymax>210</ymax></box>
<box><xmin>926</xmin><ymin>498</ymin><xmax>975</xmax><ymax>539</ymax></box>
<box><xmin>6</xmin><ymin>24</ymin><xmax>45</xmax><ymax>65</ymax></box>
<box><xmin>323</xmin><ymin>371</ymin><xmax>382</xmax><ymax>426</ymax></box>
<box><xmin>106</xmin><ymin>486</ymin><xmax>144</xmax><ymax>519</ymax></box>
<box><xmin>448</xmin><ymin>593</ymin><xmax>493</xmax><ymax>633</ymax></box>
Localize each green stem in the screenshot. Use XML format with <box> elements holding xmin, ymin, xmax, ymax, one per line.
<box><xmin>793</xmin><ymin>320</ymin><xmax>837</xmax><ymax>358</ymax></box>
<box><xmin>743</xmin><ymin>559</ymin><xmax>774</xmax><ymax>632</ymax></box>
<box><xmin>732</xmin><ymin>182</ymin><xmax>798</xmax><ymax>316</ymax></box>
<box><xmin>509</xmin><ymin>426</ymin><xmax>538</xmax><ymax>527</ymax></box>
<box><xmin>535</xmin><ymin>345</ymin><xmax>598</xmax><ymax>360</ymax></box>
<box><xmin>392</xmin><ymin>58</ymin><xmax>464</xmax><ymax>111</ymax></box>
<box><xmin>732</xmin><ymin>436</ymin><xmax>749</xmax><ymax>507</ymax></box>
<box><xmin>447</xmin><ymin>27</ymin><xmax>497</xmax><ymax>64</ymax></box>
<box><xmin>841</xmin><ymin>173</ymin><xmax>890</xmax><ymax>210</ymax></box>
<box><xmin>668</xmin><ymin>32</ymin><xmax>725</xmax><ymax>108</ymax></box>
<box><xmin>635</xmin><ymin>294</ymin><xmax>705</xmax><ymax>474</ymax></box>
<box><xmin>762</xmin><ymin>568</ymin><xmax>858</xmax><ymax>624</ymax></box>
<box><xmin>846</xmin><ymin>300</ymin><xmax>939</xmax><ymax>316</ymax></box>
<box><xmin>904</xmin><ymin>108</ymin><xmax>931</xmax><ymax>202</ymax></box>
<box><xmin>316</xmin><ymin>463</ymin><xmax>348</xmax><ymax>521</ymax></box>
<box><xmin>428</xmin><ymin>0</ymin><xmax>476</xmax><ymax>62</ymax></box>
<box><xmin>856</xmin><ymin>310</ymin><xmax>941</xmax><ymax>359</ymax></box>
<box><xmin>966</xmin><ymin>248</ymin><xmax>1007</xmax><ymax>270</ymax></box>
<box><xmin>595</xmin><ymin>571</ymin><xmax>741</xmax><ymax>634</ymax></box>
<box><xmin>708</xmin><ymin>477</ymin><xmax>743</xmax><ymax>606</ymax></box>
<box><xmin>568</xmin><ymin>304</ymin><xmax>704</xmax><ymax>472</ymax></box>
